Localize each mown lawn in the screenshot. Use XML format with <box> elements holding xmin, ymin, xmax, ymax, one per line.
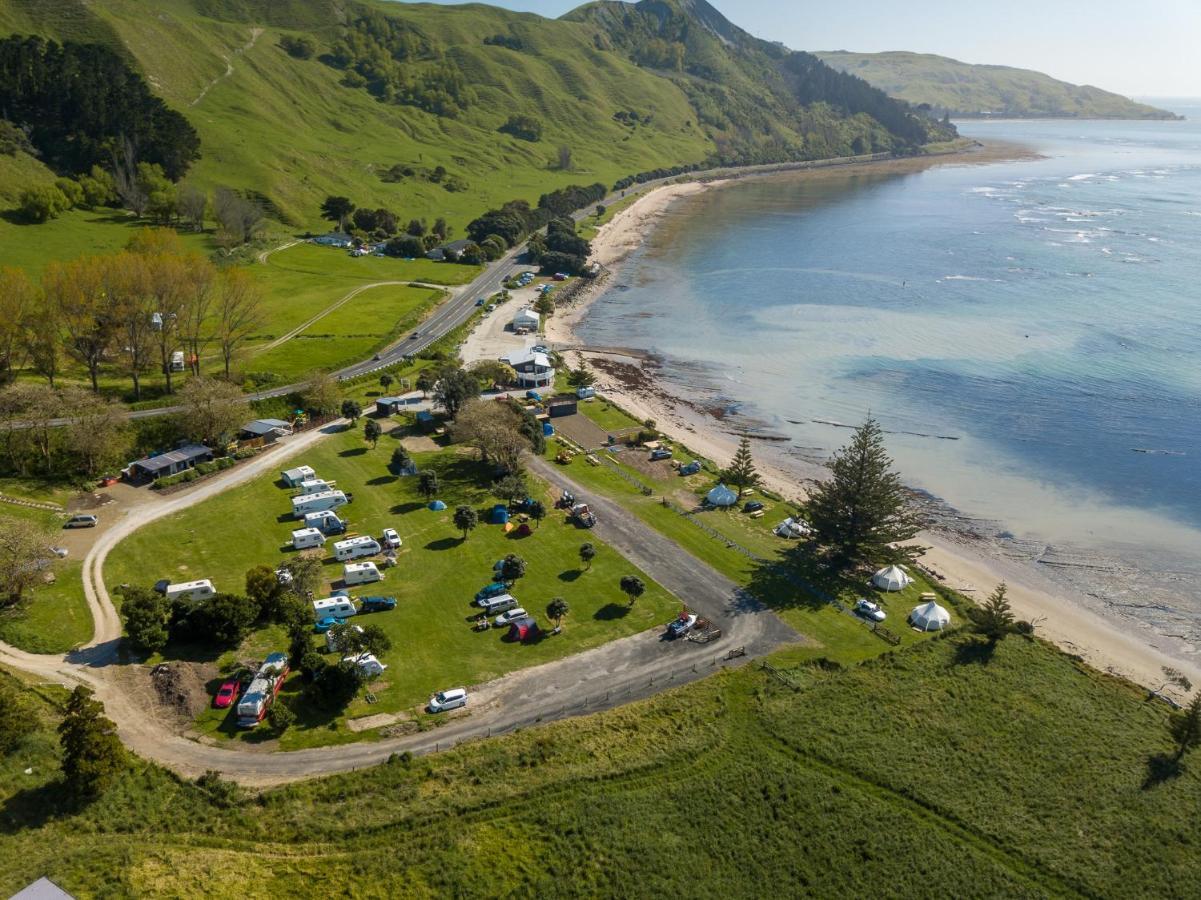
<box><xmin>2</xmin><ymin>631</ymin><xmax>1197</xmax><ymax>897</ymax></box>
<box><xmin>104</xmin><ymin>424</ymin><xmax>676</xmax><ymax>748</ymax></box>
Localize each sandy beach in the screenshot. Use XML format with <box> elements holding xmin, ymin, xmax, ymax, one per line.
<box><xmin>543</xmin><ymin>145</ymin><xmax>1201</xmax><ymax>693</ymax></box>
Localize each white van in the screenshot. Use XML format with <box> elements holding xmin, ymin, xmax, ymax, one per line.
<box><xmin>291</xmin><ymin>527</ymin><xmax>326</xmax><ymax>550</ymax></box>
<box><xmin>479</xmin><ymin>593</ymin><xmax>518</xmax><ymax>615</ymax></box>
<box><xmin>312</xmin><ymin>597</ymin><xmax>356</xmax><ymax>622</ymax></box>
<box><xmin>343</xmin><ymin>561</ymin><xmax>382</xmax><ymax>586</ymax></box>
<box><xmin>332</xmin><ymin>535</ymin><xmax>382</xmax><ymax>561</ymax></box>
<box><xmin>292</xmin><ymin>490</ymin><xmax>348</xmax><ymax>519</ymax></box>
<box><xmin>165</xmin><ymin>579</ymin><xmax>216</xmax><ymax>602</ymax></box>
<box><xmin>428</xmin><ymin>687</ymin><xmax>467</xmax><ymax>713</ymax></box>
<box><xmin>296</xmin><ymin>478</ymin><xmax>334</xmax><ymax>496</ymax></box>
<box><xmin>281</xmin><ymin>465</ymin><xmax>316</xmax><ymax>487</ymax></box>
<box><xmin>169</xmin><ymin>350</ymin><xmax>186</xmax><ymax>373</ymax></box>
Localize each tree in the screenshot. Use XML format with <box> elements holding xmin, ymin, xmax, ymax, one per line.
<box><xmin>566</xmin><ymin>361</ymin><xmax>596</xmax><ymax>389</ymax></box>
<box><xmin>379</xmin><ymin>373</ymin><xmax>394</xmax><ymax>392</ymax></box>
<box><xmin>415</xmin><ymin>369</ymin><xmax>434</xmax><ymax>398</ymax></box>
<box><xmin>364</xmin><ymin>418</ymin><xmax>382</xmax><ymax>448</ymax></box>
<box><xmin>140</xmin><ymin>246</ymin><xmax>191</xmax><ymax>394</ymax></box>
<box><xmin>213</xmin><ymin>187</ymin><xmax>263</xmax><ymax>245</ymax></box>
<box><xmin>418</xmin><ymin>470</ymin><xmax>440</xmax><ymax>501</ymax></box>
<box><xmin>432</xmin><ymin>365</ymin><xmax>479</xmax><ymax>418</ymax></box>
<box><xmin>280</xmin><ymin>554</ymin><xmax>323</xmax><ymax>600</ymax></box>
<box><xmin>279</xmin><ymin>34</ymin><xmax>316</xmax><ymax>59</ymax></box>
<box><xmin>180</xmin><ymin>255</ymin><xmax>215</xmax><ymax>376</ymax></box>
<box><xmin>0</xmin><ymin>514</ymin><xmax>54</xmax><ymax>607</ymax></box>
<box><xmin>58</xmin><ymin>686</ymin><xmax>125</xmax><ymax>800</ymax></box>
<box><xmin>304</xmin><ymin>372</ymin><xmax>342</xmax><ymax>417</ymax></box>
<box><xmin>60</xmin><ymin>387</ymin><xmax>130</xmax><ymax>476</ymax></box>
<box><xmin>620</xmin><ymin>575</ymin><xmax>645</xmax><ymax>606</ymax></box>
<box><xmin>214</xmin><ymin>267</ymin><xmax>262</xmax><ymax>377</ymax></box>
<box><xmin>267</xmin><ymin>701</ymin><xmax>295</xmax><ymax>734</ymax></box>
<box><xmin>105</xmin><ymin>251</ymin><xmax>155</xmax><ymax>400</ymax></box>
<box><xmin>178</xmin><ymin>377</ymin><xmax>245</xmax><ymax>446</ymax></box>
<box><xmin>969</xmin><ymin>583</ymin><xmax>1016</xmax><ymax>644</ymax></box>
<box><xmin>1169</xmin><ymin>694</ymin><xmax>1201</xmax><ymax>763</ymax></box>
<box><xmin>384</xmin><ymin>235</ymin><xmax>425</xmax><ymax>258</ymax></box>
<box><xmin>19</xmin><ymin>184</ymin><xmax>70</xmax><ymax>222</ymax></box>
<box><xmin>579</xmin><ymin>542</ymin><xmax>596</xmax><ymax>570</ymax></box>
<box><xmin>44</xmin><ymin>256</ymin><xmax>113</xmax><ymax>392</ymax></box>
<box><xmin>341</xmin><ymin>399</ymin><xmax>362</xmax><ymax>423</ymax></box>
<box><xmin>451</xmin><ymin>399</ymin><xmax>527</xmax><ymax>473</ymax></box>
<box><xmin>468</xmin><ymin>359</ymin><xmax>516</xmax><ymax>389</ymax></box>
<box><xmin>390</xmin><ymin>445</ymin><xmax>413</xmax><ymax>475</ymax></box>
<box><xmin>177</xmin><ymin>184</ymin><xmax>207</xmax><ymax>232</ymax></box>
<box><xmin>0</xmin><ymin>678</ymin><xmax>36</xmax><ymax>754</ymax></box>
<box><xmin>321</xmin><ymin>196</ymin><xmax>355</xmax><ymax>231</ymax></box>
<box><xmin>723</xmin><ymin>436</ymin><xmax>760</xmax><ymax>497</ymax></box>
<box><xmin>406</xmin><ymin>218</ymin><xmax>427</xmax><ymax>237</ymax></box>
<box><xmin>432</xmin><ymin>217</ymin><xmax>450</xmax><ymax>240</ymax></box>
<box><xmin>453</xmin><ymin>504</ymin><xmax>478</xmax><ymax>539</ymax></box>
<box><xmin>138</xmin><ymin>162</ymin><xmax>177</xmax><ymax>224</ymax></box>
<box><xmin>0</xmin><ymin>384</ymin><xmax>55</xmax><ymax>475</ymax></box>
<box><xmin>191</xmin><ymin>593</ymin><xmax>258</xmax><ymax>646</ymax></box>
<box><xmin>1153</xmin><ymin>667</ymin><xmax>1194</xmax><ymax>703</ymax></box>
<box><xmin>805</xmin><ymin>417</ymin><xmax>922</xmax><ymax>568</ymax></box>
<box><xmin>120</xmin><ymin>586</ymin><xmax>171</xmax><ymax>652</ymax></box>
<box><xmin>556</xmin><ymin>145</ymin><xmax>573</xmax><ymax>171</ymax></box>
<box><xmin>534</xmin><ymin>293</ymin><xmax>555</xmax><ymax>317</ymax></box>
<box><xmin>500</xmin><ymin>554</ymin><xmax>526</xmax><ymax>587</ymax></box>
<box><xmin>528</xmin><ymin>499</ymin><xmax>546</xmax><ymax>529</ymax></box>
<box><xmin>245</xmin><ymin>564</ymin><xmax>285</xmax><ymax>622</ymax></box>
<box><xmin>0</xmin><ymin>267</ymin><xmax>38</xmax><ymax>385</ymax></box>
<box><xmin>23</xmin><ymin>294</ymin><xmax>62</xmax><ymax>387</ymax></box>
<box><xmin>494</xmin><ymin>472</ymin><xmax>528</xmax><ymax>504</ymax></box>
<box><xmin>547</xmin><ymin>597</ymin><xmax>569</xmax><ymax>628</ymax></box>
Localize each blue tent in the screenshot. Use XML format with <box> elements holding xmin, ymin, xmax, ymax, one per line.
<box><xmin>542</xmin><ymin>422</ymin><xmax>555</xmax><ymax>436</ymax></box>
<box><xmin>491</xmin><ymin>504</ymin><xmax>510</xmax><ymax>524</ymax></box>
<box><xmin>428</xmin><ymin>499</ymin><xmax>447</xmax><ymax>511</ymax></box>
<box><xmin>706</xmin><ymin>483</ymin><xmax>738</xmax><ymax>507</ymax></box>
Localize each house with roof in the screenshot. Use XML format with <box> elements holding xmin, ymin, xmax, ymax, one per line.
<box><xmin>427</xmin><ymin>238</ymin><xmax>473</xmax><ymax>262</ymax></box>
<box><xmin>500</xmin><ymin>346</ymin><xmax>554</xmax><ymax>389</ymax></box>
<box><xmin>511</xmin><ymin>308</ymin><xmax>540</xmax><ymax>334</ymax></box>
<box><xmin>125</xmin><ymin>444</ymin><xmax>213</xmax><ymax>483</ymax></box>
<box><xmin>238</xmin><ymin>418</ymin><xmax>293</xmax><ymax>444</ymax></box>
<box><xmin>313</xmin><ymin>232</ymin><xmax>354</xmax><ymax>248</ymax></box>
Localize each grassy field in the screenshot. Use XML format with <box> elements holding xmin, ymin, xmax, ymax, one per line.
<box><xmin>104</xmin><ymin>422</ymin><xmax>677</xmax><ymax>748</ymax></box>
<box><xmin>1</xmin><ymin>629</ymin><xmax>1197</xmax><ymax>896</ymax></box>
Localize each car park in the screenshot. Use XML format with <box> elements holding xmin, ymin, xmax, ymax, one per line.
<box><xmin>428</xmin><ymin>687</ymin><xmax>468</xmax><ymax>713</ymax></box>
<box><xmin>493</xmin><ymin>607</ymin><xmax>528</xmax><ymax>627</ymax></box>
<box><xmin>855</xmin><ymin>598</ymin><xmax>887</xmax><ymax>622</ymax></box>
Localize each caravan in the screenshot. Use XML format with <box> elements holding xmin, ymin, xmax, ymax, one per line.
<box><xmin>291</xmin><ymin>527</ymin><xmax>326</xmax><ymax>550</ymax></box>
<box><xmin>291</xmin><ymin>490</ymin><xmax>348</xmax><ymax>519</ymax></box>
<box><xmin>312</xmin><ymin>597</ymin><xmax>357</xmax><ymax>622</ymax></box>
<box><xmin>304</xmin><ymin>510</ymin><xmax>346</xmax><ymax>535</ymax></box>
<box><xmin>281</xmin><ymin>465</ymin><xmax>316</xmax><ymax>487</ymax></box>
<box><xmin>296</xmin><ymin>478</ymin><xmax>335</xmax><ymax>496</ymax></box>
<box><xmin>343</xmin><ymin>561</ymin><xmax>382</xmax><ymax>586</ymax></box>
<box><xmin>332</xmin><ymin>536</ymin><xmax>381</xmax><ymax>561</ymax></box>
<box><xmin>164</xmin><ymin>579</ymin><xmax>216</xmax><ymax>602</ymax></box>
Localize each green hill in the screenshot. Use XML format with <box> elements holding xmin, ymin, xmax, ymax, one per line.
<box><xmin>815</xmin><ymin>50</ymin><xmax>1180</xmax><ymax>120</ymax></box>
<box><xmin>0</xmin><ymin>0</ymin><xmax>953</xmax><ymax>235</ymax></box>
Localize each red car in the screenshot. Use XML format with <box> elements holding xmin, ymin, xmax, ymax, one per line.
<box><xmin>214</xmin><ymin>679</ymin><xmax>241</xmax><ymax>709</ymax></box>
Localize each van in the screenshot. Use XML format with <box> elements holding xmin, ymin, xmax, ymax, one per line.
<box><xmin>165</xmin><ymin>579</ymin><xmax>217</xmax><ymax>602</ymax></box>
<box><xmin>333</xmin><ymin>536</ymin><xmax>381</xmax><ymax>562</ymax></box>
<box><xmin>296</xmin><ymin>479</ymin><xmax>334</xmax><ymax>496</ymax></box>
<box><xmin>304</xmin><ymin>510</ymin><xmax>346</xmax><ymax>535</ymax></box>
<box><xmin>312</xmin><ymin>597</ymin><xmax>356</xmax><ymax>622</ymax></box>
<box><xmin>291</xmin><ymin>490</ymin><xmax>348</xmax><ymax>519</ymax></box>
<box><xmin>169</xmin><ymin>350</ymin><xmax>185</xmax><ymax>373</ymax></box>
<box><xmin>291</xmin><ymin>527</ymin><xmax>326</xmax><ymax>550</ymax></box>
<box><xmin>479</xmin><ymin>593</ymin><xmax>518</xmax><ymax>615</ymax></box>
<box><xmin>63</xmin><ymin>514</ymin><xmax>98</xmax><ymax>529</ymax></box>
<box><xmin>343</xmin><ymin>562</ymin><xmax>382</xmax><ymax>586</ymax></box>
<box><xmin>428</xmin><ymin>687</ymin><xmax>467</xmax><ymax>713</ymax></box>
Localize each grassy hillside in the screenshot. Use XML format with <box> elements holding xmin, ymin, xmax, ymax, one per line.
<box><xmin>816</xmin><ymin>50</ymin><xmax>1180</xmax><ymax>119</ymax></box>
<box><xmin>2</xmin><ymin>634</ymin><xmax>1198</xmax><ymax>895</ymax></box>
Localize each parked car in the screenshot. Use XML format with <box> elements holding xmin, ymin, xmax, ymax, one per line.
<box><xmin>475</xmin><ymin>582</ymin><xmax>509</xmax><ymax>604</ymax></box>
<box><xmin>63</xmin><ymin>514</ymin><xmax>98</xmax><ymax>529</ymax></box>
<box><xmin>649</xmin><ymin>448</ymin><xmax>673</xmax><ymax>461</ymax></box>
<box><xmin>381</xmin><ymin>528</ymin><xmax>402</xmax><ymax>550</ymax></box>
<box><xmin>493</xmin><ymin>607</ymin><xmax>528</xmax><ymax>628</ymax></box>
<box><xmin>476</xmin><ymin>297</ymin><xmax>486</xmax><ymax>306</ymax></box>
<box><xmin>667</xmin><ymin>613</ymin><xmax>698</xmax><ymax>638</ymax></box>
<box><xmin>855</xmin><ymin>598</ymin><xmax>887</xmax><ymax>622</ymax></box>
<box><xmin>214</xmin><ymin>679</ymin><xmax>240</xmax><ymax>709</ymax></box>
<box><xmin>50</xmin><ymin>546</ymin><xmax>69</xmax><ymax>559</ymax></box>
<box><xmin>409</xmin><ymin>332</ymin><xmax>420</xmax><ymax>339</ymax></box>
<box><xmin>428</xmin><ymin>687</ymin><xmax>468</xmax><ymax>713</ymax></box>
<box><xmin>359</xmin><ymin>596</ymin><xmax>397</xmax><ymax>613</ymax></box>
<box><xmin>743</xmin><ymin>501</ymin><xmax>765</xmax><ymax>513</ymax></box>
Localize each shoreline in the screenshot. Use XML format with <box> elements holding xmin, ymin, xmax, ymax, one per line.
<box><xmin>544</xmin><ymin>142</ymin><xmax>1201</xmax><ymax>693</ymax></box>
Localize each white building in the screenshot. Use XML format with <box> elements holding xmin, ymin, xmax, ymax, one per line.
<box><xmin>501</xmin><ymin>346</ymin><xmax>554</xmax><ymax>389</ymax></box>
<box><xmin>511</xmin><ymin>308</ymin><xmax>540</xmax><ymax>334</ymax></box>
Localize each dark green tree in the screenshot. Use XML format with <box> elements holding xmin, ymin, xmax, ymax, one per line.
<box><xmin>432</xmin><ymin>365</ymin><xmax>479</xmax><ymax>418</ymax></box>
<box><xmin>418</xmin><ymin>470</ymin><xmax>440</xmax><ymax>501</ymax></box>
<box><xmin>391</xmin><ymin>445</ymin><xmax>413</xmax><ymax>474</ymax></box>
<box><xmin>365</xmin><ymin>418</ymin><xmax>382</xmax><ymax>448</ymax></box>
<box><xmin>620</xmin><ymin>575</ymin><xmax>645</xmax><ymax>606</ymax></box>
<box><xmin>547</xmin><ymin>597</ymin><xmax>569</xmax><ymax>628</ymax></box>
<box><xmin>379</xmin><ymin>373</ymin><xmax>394</xmax><ymax>391</ymax></box>
<box><xmin>120</xmin><ymin>586</ymin><xmax>171</xmax><ymax>652</ymax></box>
<box><xmin>567</xmin><ymin>361</ymin><xmax>597</xmax><ymax>389</ymax></box>
<box><xmin>192</xmin><ymin>593</ymin><xmax>258</xmax><ymax>647</ymax></box>
<box><xmin>267</xmin><ymin>701</ymin><xmax>295</xmax><ymax>734</ymax></box>
<box><xmin>280</xmin><ymin>555</ymin><xmax>323</xmax><ymax>600</ymax></box>
<box><xmin>415</xmin><ymin>369</ymin><xmax>434</xmax><ymax>398</ymax></box>
<box><xmin>245</xmin><ymin>564</ymin><xmax>285</xmax><ymax>622</ymax></box>
<box><xmin>528</xmin><ymin>499</ymin><xmax>546</xmax><ymax>529</ymax></box>
<box><xmin>500</xmin><ymin>554</ymin><xmax>526</xmax><ymax>587</ymax></box>
<box><xmin>494</xmin><ymin>472</ymin><xmax>528</xmax><ymax>504</ymax></box>
<box><xmin>341</xmin><ymin>399</ymin><xmax>362</xmax><ymax>423</ymax></box>
<box><xmin>58</xmin><ymin>686</ymin><xmax>125</xmax><ymax>799</ymax></box>
<box><xmin>321</xmin><ymin>196</ymin><xmax>355</xmax><ymax>231</ymax></box>
<box><xmin>1169</xmin><ymin>694</ymin><xmax>1201</xmax><ymax>763</ymax></box>
<box><xmin>806</xmin><ymin>416</ymin><xmax>922</xmax><ymax>568</ymax></box>
<box><xmin>722</xmin><ymin>436</ymin><xmax>760</xmax><ymax>496</ymax></box>
<box><xmin>969</xmin><ymin>583</ymin><xmax>1016</xmax><ymax>644</ymax></box>
<box><xmin>453</xmin><ymin>504</ymin><xmax>478</xmax><ymax>539</ymax></box>
<box><xmin>579</xmin><ymin>542</ymin><xmax>596</xmax><ymax>570</ymax></box>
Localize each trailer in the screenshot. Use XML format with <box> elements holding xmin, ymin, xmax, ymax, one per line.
<box><xmin>291</xmin><ymin>527</ymin><xmax>326</xmax><ymax>550</ymax></box>
<box><xmin>292</xmin><ymin>489</ymin><xmax>348</xmax><ymax>519</ymax></box>
<box><xmin>312</xmin><ymin>597</ymin><xmax>357</xmax><ymax>622</ymax></box>
<box><xmin>281</xmin><ymin>465</ymin><xmax>316</xmax><ymax>488</ymax></box>
<box><xmin>686</xmin><ymin>618</ymin><xmax>722</xmax><ymax>643</ymax></box>
<box><xmin>164</xmin><ymin>579</ymin><xmax>216</xmax><ymax>602</ymax></box>
<box><xmin>295</xmin><ymin>478</ymin><xmax>335</xmax><ymax>496</ymax></box>
<box><xmin>333</xmin><ymin>535</ymin><xmax>381</xmax><ymax>561</ymax></box>
<box><xmin>343</xmin><ymin>561</ymin><xmax>383</xmax><ymax>586</ymax></box>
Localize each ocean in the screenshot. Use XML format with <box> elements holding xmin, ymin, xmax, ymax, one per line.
<box><xmin>578</xmin><ymin>105</ymin><xmax>1201</xmax><ymax>656</ymax></box>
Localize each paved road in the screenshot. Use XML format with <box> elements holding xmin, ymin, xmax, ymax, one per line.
<box><xmin>0</xmin><ymin>427</ymin><xmax>800</xmax><ymax>786</ymax></box>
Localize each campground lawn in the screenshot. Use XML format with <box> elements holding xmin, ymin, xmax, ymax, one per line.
<box><xmin>104</xmin><ymin>421</ymin><xmax>676</xmax><ymax>749</ymax></box>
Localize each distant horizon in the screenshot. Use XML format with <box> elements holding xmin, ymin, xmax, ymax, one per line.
<box><xmin>393</xmin><ymin>0</ymin><xmax>1201</xmax><ymax>97</ymax></box>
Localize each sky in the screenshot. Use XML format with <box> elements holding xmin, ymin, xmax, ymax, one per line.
<box><xmin>396</xmin><ymin>0</ymin><xmax>1201</xmax><ymax>97</ymax></box>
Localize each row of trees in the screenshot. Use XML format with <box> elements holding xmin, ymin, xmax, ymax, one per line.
<box><xmin>465</xmin><ymin>182</ymin><xmax>606</xmax><ymax>250</ymax></box>
<box><xmin>0</xmin><ymin>229</ymin><xmax>263</xmax><ymax>397</ymax></box>
<box><xmin>527</xmin><ymin>217</ymin><xmax>593</xmax><ymax>275</ymax></box>
<box><xmin>319</xmin><ymin>194</ymin><xmax>450</xmax><ymax>246</ymax></box>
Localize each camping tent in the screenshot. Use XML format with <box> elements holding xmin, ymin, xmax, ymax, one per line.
<box><xmin>508</xmin><ymin>617</ymin><xmax>538</xmax><ymax>642</ymax></box>
<box><xmin>706</xmin><ymin>483</ymin><xmax>738</xmax><ymax>507</ymax></box>
<box><xmin>909</xmin><ymin>599</ymin><xmax>951</xmax><ymax>632</ymax></box>
<box><xmin>428</xmin><ymin>500</ymin><xmax>447</xmax><ymax>511</ymax></box>
<box><xmin>491</xmin><ymin>504</ymin><xmax>510</xmax><ymax>524</ymax></box>
<box><xmin>872</xmin><ymin>565</ymin><xmax>913</xmax><ymax>592</ymax></box>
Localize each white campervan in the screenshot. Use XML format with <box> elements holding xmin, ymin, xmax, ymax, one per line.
<box><xmin>291</xmin><ymin>527</ymin><xmax>326</xmax><ymax>550</ymax></box>
<box><xmin>296</xmin><ymin>478</ymin><xmax>334</xmax><ymax>496</ymax></box>
<box><xmin>291</xmin><ymin>490</ymin><xmax>348</xmax><ymax>519</ymax></box>
<box><xmin>343</xmin><ymin>561</ymin><xmax>382</xmax><ymax>586</ymax></box>
<box><xmin>479</xmin><ymin>593</ymin><xmax>518</xmax><ymax>615</ymax></box>
<box><xmin>281</xmin><ymin>465</ymin><xmax>316</xmax><ymax>487</ymax></box>
<box><xmin>304</xmin><ymin>510</ymin><xmax>345</xmax><ymax>534</ymax></box>
<box><xmin>333</xmin><ymin>535</ymin><xmax>381</xmax><ymax>561</ymax></box>
<box><xmin>165</xmin><ymin>579</ymin><xmax>216</xmax><ymax>602</ymax></box>
<box><xmin>312</xmin><ymin>597</ymin><xmax>357</xmax><ymax>622</ymax></box>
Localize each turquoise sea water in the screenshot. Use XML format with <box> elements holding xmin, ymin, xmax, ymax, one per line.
<box><xmin>579</xmin><ymin>107</ymin><xmax>1201</xmax><ymax>639</ymax></box>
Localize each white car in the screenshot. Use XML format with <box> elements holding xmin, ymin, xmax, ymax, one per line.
<box><xmin>381</xmin><ymin>528</ymin><xmax>402</xmax><ymax>550</ymax></box>
<box><xmin>493</xmin><ymin>607</ymin><xmax>528</xmax><ymax>627</ymax></box>
<box><xmin>428</xmin><ymin>687</ymin><xmax>468</xmax><ymax>713</ymax></box>
<box><xmin>855</xmin><ymin>598</ymin><xmax>887</xmax><ymax>622</ymax></box>
<box><xmin>50</xmin><ymin>546</ymin><xmax>69</xmax><ymax>559</ymax></box>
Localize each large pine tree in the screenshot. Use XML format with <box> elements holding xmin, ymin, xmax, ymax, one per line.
<box><xmin>723</xmin><ymin>436</ymin><xmax>760</xmax><ymax>495</ymax></box>
<box><xmin>806</xmin><ymin>417</ymin><xmax>921</xmax><ymax>567</ymax></box>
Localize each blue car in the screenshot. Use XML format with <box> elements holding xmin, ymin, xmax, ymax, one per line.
<box><xmin>360</xmin><ymin>596</ymin><xmax>397</xmax><ymax>613</ymax></box>
<box><xmin>475</xmin><ymin>582</ymin><xmax>508</xmax><ymax>603</ymax></box>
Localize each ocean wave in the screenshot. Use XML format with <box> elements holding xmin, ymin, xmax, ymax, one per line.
<box><xmin>939</xmin><ymin>275</ymin><xmax>1004</xmax><ymax>282</ymax></box>
<box><xmin>1068</xmin><ymin>173</ymin><xmax>1098</xmax><ymax>181</ymax></box>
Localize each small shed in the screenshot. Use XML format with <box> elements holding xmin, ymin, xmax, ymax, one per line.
<box><xmin>416</xmin><ymin>410</ymin><xmax>436</xmax><ymax>432</ymax></box>
<box><xmin>547</xmin><ymin>395</ymin><xmax>578</xmax><ymax>418</ymax></box>
<box><xmin>511</xmin><ymin>308</ymin><xmax>540</xmax><ymax>334</ymax></box>
<box><xmin>239</xmin><ymin>418</ymin><xmax>293</xmax><ymax>444</ymax></box>
<box><xmin>376</xmin><ymin>397</ymin><xmax>411</xmax><ymax>416</ymax></box>
<box><xmin>128</xmin><ymin>444</ymin><xmax>213</xmax><ymax>482</ymax></box>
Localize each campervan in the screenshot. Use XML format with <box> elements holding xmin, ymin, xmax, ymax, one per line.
<box><xmin>304</xmin><ymin>510</ymin><xmax>346</xmax><ymax>535</ymax></box>
<box><xmin>312</xmin><ymin>597</ymin><xmax>357</xmax><ymax>622</ymax></box>
<box><xmin>291</xmin><ymin>527</ymin><xmax>326</xmax><ymax>550</ymax></box>
<box><xmin>296</xmin><ymin>478</ymin><xmax>334</xmax><ymax>496</ymax></box>
<box><xmin>479</xmin><ymin>593</ymin><xmax>519</xmax><ymax>615</ymax></box>
<box><xmin>343</xmin><ymin>561</ymin><xmax>383</xmax><ymax>586</ymax></box>
<box><xmin>291</xmin><ymin>490</ymin><xmax>348</xmax><ymax>519</ymax></box>
<box><xmin>169</xmin><ymin>350</ymin><xmax>185</xmax><ymax>373</ymax></box>
<box><xmin>235</xmin><ymin>652</ymin><xmax>289</xmax><ymax>728</ymax></box>
<box><xmin>164</xmin><ymin>579</ymin><xmax>216</xmax><ymax>602</ymax></box>
<box><xmin>281</xmin><ymin>465</ymin><xmax>316</xmax><ymax>487</ymax></box>
<box><xmin>332</xmin><ymin>536</ymin><xmax>381</xmax><ymax>562</ymax></box>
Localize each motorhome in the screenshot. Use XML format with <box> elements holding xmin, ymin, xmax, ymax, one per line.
<box><xmin>304</xmin><ymin>510</ymin><xmax>346</xmax><ymax>535</ymax></box>
<box><xmin>291</xmin><ymin>527</ymin><xmax>326</xmax><ymax>550</ymax></box>
<box><xmin>169</xmin><ymin>350</ymin><xmax>186</xmax><ymax>373</ymax></box>
<box><xmin>291</xmin><ymin>490</ymin><xmax>348</xmax><ymax>519</ymax></box>
<box><xmin>479</xmin><ymin>593</ymin><xmax>519</xmax><ymax>615</ymax></box>
<box><xmin>281</xmin><ymin>465</ymin><xmax>316</xmax><ymax>487</ymax></box>
<box><xmin>164</xmin><ymin>579</ymin><xmax>216</xmax><ymax>602</ymax></box>
<box><xmin>333</xmin><ymin>536</ymin><xmax>381</xmax><ymax>561</ymax></box>
<box><xmin>343</xmin><ymin>561</ymin><xmax>383</xmax><ymax>586</ymax></box>
<box><xmin>312</xmin><ymin>597</ymin><xmax>357</xmax><ymax>622</ymax></box>
<box><xmin>296</xmin><ymin>478</ymin><xmax>335</xmax><ymax>496</ymax></box>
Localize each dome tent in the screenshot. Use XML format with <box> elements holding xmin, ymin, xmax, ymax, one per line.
<box><xmin>706</xmin><ymin>483</ymin><xmax>738</xmax><ymax>508</ymax></box>
<box><xmin>909</xmin><ymin>597</ymin><xmax>951</xmax><ymax>632</ymax></box>
<box><xmin>428</xmin><ymin>500</ymin><xmax>447</xmax><ymax>511</ymax></box>
<box><xmin>871</xmin><ymin>564</ymin><xmax>913</xmax><ymax>592</ymax></box>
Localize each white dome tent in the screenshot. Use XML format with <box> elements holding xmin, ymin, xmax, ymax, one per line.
<box><xmin>909</xmin><ymin>597</ymin><xmax>951</xmax><ymax>632</ymax></box>
<box><xmin>706</xmin><ymin>483</ymin><xmax>738</xmax><ymax>508</ymax></box>
<box><xmin>871</xmin><ymin>564</ymin><xmax>913</xmax><ymax>592</ymax></box>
